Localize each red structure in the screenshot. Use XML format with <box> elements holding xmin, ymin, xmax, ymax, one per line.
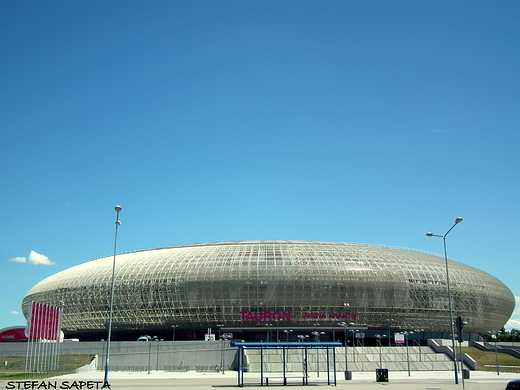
<box><xmin>0</xmin><ymin>326</ymin><xmax>27</xmax><ymax>342</ymax></box>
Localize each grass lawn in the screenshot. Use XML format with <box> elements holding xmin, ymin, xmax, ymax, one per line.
<box><xmin>462</xmin><ymin>347</ymin><xmax>520</xmax><ymax>370</ymax></box>
<box><xmin>0</xmin><ymin>354</ymin><xmax>94</xmax><ymax>379</ymax></box>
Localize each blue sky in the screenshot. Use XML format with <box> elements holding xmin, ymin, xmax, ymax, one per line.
<box><xmin>1</xmin><ymin>1</ymin><xmax>519</xmax><ymax>332</ymax></box>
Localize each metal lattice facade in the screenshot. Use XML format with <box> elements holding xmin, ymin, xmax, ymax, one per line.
<box><xmin>22</xmin><ymin>241</ymin><xmax>514</xmax><ymax>335</ymax></box>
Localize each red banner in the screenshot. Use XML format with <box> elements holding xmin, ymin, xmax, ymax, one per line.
<box><xmin>26</xmin><ymin>302</ymin><xmax>62</xmax><ymax>341</ymax></box>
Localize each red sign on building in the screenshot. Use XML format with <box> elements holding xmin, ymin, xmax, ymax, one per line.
<box><xmin>0</xmin><ymin>327</ymin><xmax>28</xmax><ymax>342</ymax></box>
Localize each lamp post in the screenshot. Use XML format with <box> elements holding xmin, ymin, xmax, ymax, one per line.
<box><xmin>265</xmin><ymin>323</ymin><xmax>273</xmax><ymax>342</ymax></box>
<box><xmin>414</xmin><ymin>329</ymin><xmax>424</xmax><ymax>361</ymax></box>
<box><xmin>297</xmin><ymin>334</ymin><xmax>309</xmax><ymax>381</ymax></box>
<box><xmin>103</xmin><ymin>205</ymin><xmax>122</xmax><ymax>387</ymax></box>
<box><xmin>401</xmin><ymin>331</ymin><xmax>413</xmax><ymax>376</ymax></box>
<box><xmin>426</xmin><ymin>216</ymin><xmax>462</xmax><ymax>385</ymax></box>
<box><xmin>386</xmin><ymin>319</ymin><xmax>394</xmax><ymax>346</ymax></box>
<box><xmin>171</xmin><ymin>324</ymin><xmax>179</xmax><ymax>341</ymax></box>
<box><xmin>375</xmin><ymin>334</ymin><xmax>386</xmax><ymax>368</ymax></box>
<box><xmin>216</xmin><ymin>324</ymin><xmax>225</xmax><ymax>374</ymax></box>
<box><xmin>216</xmin><ymin>324</ymin><xmax>224</xmax><ymax>341</ymax></box>
<box><xmin>489</xmin><ymin>330</ymin><xmax>501</xmax><ymax>375</ymax></box>
<box><xmin>311</xmin><ymin>331</ymin><xmax>325</xmax><ymax>377</ymax></box>
<box><xmin>148</xmin><ymin>336</ymin><xmax>157</xmax><ymax>374</ymax></box>
<box><xmin>156</xmin><ymin>338</ymin><xmax>163</xmax><ymax>371</ymax></box>
<box><xmin>283</xmin><ymin>329</ymin><xmax>293</xmax><ymax>342</ymax></box>
<box><xmin>338</xmin><ymin>323</ymin><xmax>348</xmax><ymax>371</ymax></box>
<box><xmin>349</xmin><ymin>329</ymin><xmax>357</xmax><ymax>362</ymax></box>
<box><xmin>338</xmin><ymin>322</ymin><xmax>352</xmax><ymax>380</ymax></box>
<box><xmin>220</xmin><ymin>335</ymin><xmax>227</xmax><ymax>375</ymax></box>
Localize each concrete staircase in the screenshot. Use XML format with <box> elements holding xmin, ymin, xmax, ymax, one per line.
<box><xmin>244</xmin><ymin>345</ymin><xmax>455</xmax><ymax>373</ymax></box>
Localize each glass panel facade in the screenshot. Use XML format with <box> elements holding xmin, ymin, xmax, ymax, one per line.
<box><xmin>22</xmin><ymin>241</ymin><xmax>515</xmax><ymax>335</ymax></box>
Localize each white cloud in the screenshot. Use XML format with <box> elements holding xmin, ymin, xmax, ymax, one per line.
<box><xmin>10</xmin><ymin>311</ymin><xmax>20</xmax><ymax>315</ymax></box>
<box><xmin>9</xmin><ymin>251</ymin><xmax>55</xmax><ymax>265</ymax></box>
<box><xmin>27</xmin><ymin>251</ymin><xmax>55</xmax><ymax>265</ymax></box>
<box><xmin>506</xmin><ymin>319</ymin><xmax>520</xmax><ymax>330</ymax></box>
<box><xmin>9</xmin><ymin>256</ymin><xmax>26</xmax><ymax>263</ymax></box>
<box><xmin>505</xmin><ymin>296</ymin><xmax>520</xmax><ymax>331</ymax></box>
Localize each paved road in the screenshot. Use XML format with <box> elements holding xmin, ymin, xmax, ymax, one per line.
<box><xmin>1</xmin><ymin>370</ymin><xmax>517</xmax><ymax>390</ymax></box>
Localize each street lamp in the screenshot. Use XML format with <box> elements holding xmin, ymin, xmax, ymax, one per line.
<box><xmin>156</xmin><ymin>338</ymin><xmax>163</xmax><ymax>371</ymax></box>
<box><xmin>348</xmin><ymin>329</ymin><xmax>357</xmax><ymax>362</ymax></box>
<box><xmin>414</xmin><ymin>329</ymin><xmax>424</xmax><ymax>361</ymax></box>
<box><xmin>171</xmin><ymin>324</ymin><xmax>179</xmax><ymax>341</ymax></box>
<box><xmin>283</xmin><ymin>329</ymin><xmax>293</xmax><ymax>342</ymax></box>
<box><xmin>386</xmin><ymin>319</ymin><xmax>394</xmax><ymax>346</ymax></box>
<box><xmin>296</xmin><ymin>335</ymin><xmax>309</xmax><ymax>379</ymax></box>
<box><xmin>338</xmin><ymin>323</ymin><xmax>348</xmax><ymax>371</ymax></box>
<box><xmin>426</xmin><ymin>216</ymin><xmax>463</xmax><ymax>385</ymax></box>
<box><xmin>401</xmin><ymin>331</ymin><xmax>413</xmax><ymax>376</ymax></box>
<box><xmin>375</xmin><ymin>334</ymin><xmax>386</xmax><ymax>368</ymax></box>
<box><xmin>312</xmin><ymin>330</ymin><xmax>325</xmax><ymax>342</ymax></box>
<box><xmin>148</xmin><ymin>336</ymin><xmax>157</xmax><ymax>374</ymax></box>
<box><xmin>338</xmin><ymin>322</ymin><xmax>352</xmax><ymax>380</ymax></box>
<box><xmin>216</xmin><ymin>324</ymin><xmax>225</xmax><ymax>374</ymax></box>
<box><xmin>264</xmin><ymin>323</ymin><xmax>273</xmax><ymax>342</ymax></box>
<box><xmin>488</xmin><ymin>330</ymin><xmax>501</xmax><ymax>375</ymax></box>
<box><xmin>220</xmin><ymin>335</ymin><xmax>227</xmax><ymax>375</ymax></box>
<box><xmin>103</xmin><ymin>205</ymin><xmax>122</xmax><ymax>387</ymax></box>
<box><xmin>311</xmin><ymin>331</ymin><xmax>325</xmax><ymax>377</ymax></box>
<box><xmin>216</xmin><ymin>324</ymin><xmax>225</xmax><ymax>340</ymax></box>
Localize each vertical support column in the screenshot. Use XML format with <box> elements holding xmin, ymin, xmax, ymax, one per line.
<box><xmin>304</xmin><ymin>347</ymin><xmax>309</xmax><ymax>385</ymax></box>
<box><xmin>326</xmin><ymin>346</ymin><xmax>331</xmax><ymax>385</ymax></box>
<box><xmin>333</xmin><ymin>345</ymin><xmax>337</xmax><ymax>386</ymax></box>
<box><xmin>260</xmin><ymin>347</ymin><xmax>264</xmax><ymax>386</ymax></box>
<box><xmin>283</xmin><ymin>346</ymin><xmax>286</xmax><ymax>384</ymax></box>
<box><xmin>237</xmin><ymin>346</ymin><xmax>243</xmax><ymax>387</ymax></box>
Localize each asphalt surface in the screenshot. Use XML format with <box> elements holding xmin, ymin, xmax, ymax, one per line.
<box><xmin>1</xmin><ymin>370</ymin><xmax>518</xmax><ymax>390</ymax></box>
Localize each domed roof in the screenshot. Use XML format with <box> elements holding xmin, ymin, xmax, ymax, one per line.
<box><xmin>23</xmin><ymin>240</ymin><xmax>515</xmax><ymax>334</ymax></box>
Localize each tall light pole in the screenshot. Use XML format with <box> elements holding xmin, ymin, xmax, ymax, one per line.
<box><xmin>489</xmin><ymin>330</ymin><xmax>501</xmax><ymax>375</ymax></box>
<box><xmin>426</xmin><ymin>216</ymin><xmax>463</xmax><ymax>385</ymax></box>
<box><xmin>103</xmin><ymin>205</ymin><xmax>122</xmax><ymax>387</ymax></box>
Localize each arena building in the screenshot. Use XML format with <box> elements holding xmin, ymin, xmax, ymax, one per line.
<box><xmin>22</xmin><ymin>241</ymin><xmax>515</xmax><ymax>342</ymax></box>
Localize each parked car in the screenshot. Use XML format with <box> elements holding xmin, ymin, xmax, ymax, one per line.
<box><xmin>137</xmin><ymin>336</ymin><xmax>150</xmax><ymax>341</ymax></box>
<box><xmin>506</xmin><ymin>379</ymin><xmax>520</xmax><ymax>389</ymax></box>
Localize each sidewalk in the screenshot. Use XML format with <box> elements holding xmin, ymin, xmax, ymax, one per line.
<box><xmin>2</xmin><ymin>370</ymin><xmax>516</xmax><ymax>390</ymax></box>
